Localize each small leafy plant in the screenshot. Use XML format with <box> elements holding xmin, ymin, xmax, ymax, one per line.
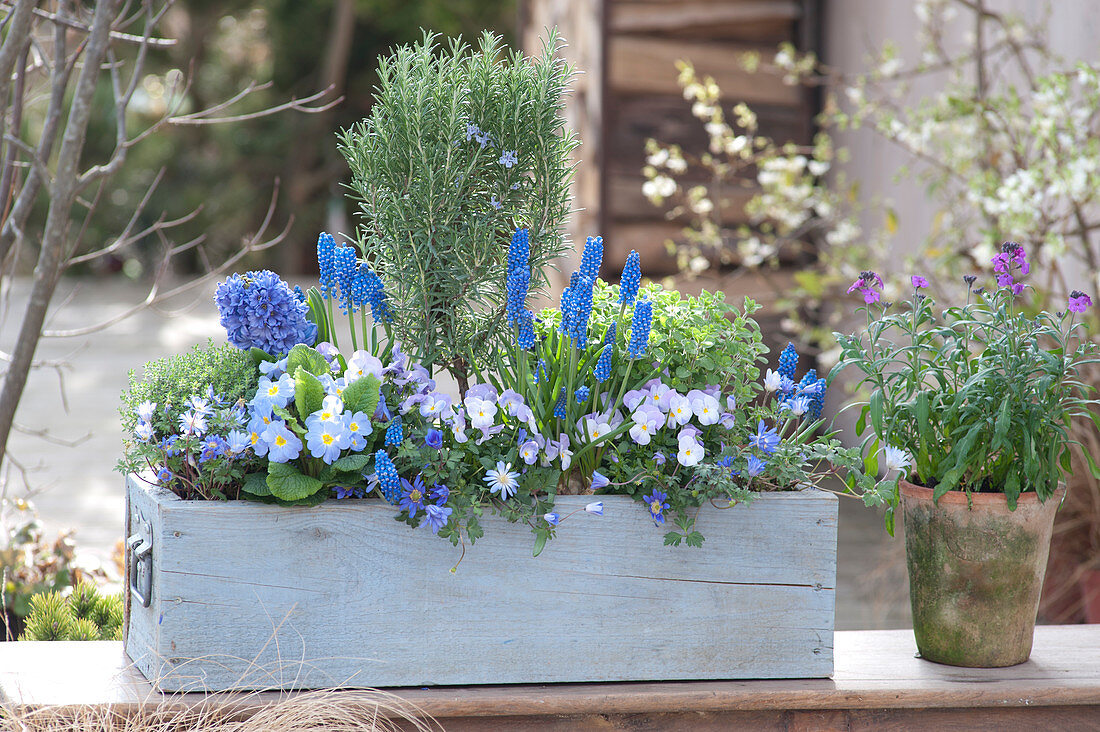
<box><xmin>20</xmin><ymin>582</ymin><xmax>123</xmax><ymax>641</ymax></box>
<box><xmin>833</xmin><ymin>243</ymin><xmax>1100</xmax><ymax>531</ymax></box>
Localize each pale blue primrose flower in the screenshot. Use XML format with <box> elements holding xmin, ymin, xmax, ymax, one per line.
<box><xmin>306</xmin><ymin>395</ymin><xmax>344</xmax><ymax>431</ymax></box>
<box><xmin>484</xmin><ymin>461</ymin><xmax>521</xmax><ymax>500</ymax></box>
<box><xmin>262</xmin><ymin>421</ymin><xmax>302</xmax><ymax>463</ymax></box>
<box><xmin>253</xmin><ymin>373</ymin><xmax>295</xmax><ymax>411</ymax></box>
<box><xmin>306</xmin><ymin>418</ymin><xmax>352</xmax><ymax>464</ymax></box>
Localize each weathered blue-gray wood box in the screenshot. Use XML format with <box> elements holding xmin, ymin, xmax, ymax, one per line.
<box><xmin>124</xmin><ymin>474</ymin><xmax>837</xmax><ymax>691</ymax></box>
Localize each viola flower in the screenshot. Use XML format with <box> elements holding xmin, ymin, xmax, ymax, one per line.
<box><xmin>643</xmin><ymin>489</ymin><xmax>670</xmax><ymax>525</ymax></box>
<box><xmin>585</xmin><ymin>501</ymin><xmax>604</xmax><ymax>516</ymax></box>
<box><xmin>466</xmin><ymin>398</ymin><xmax>498</xmax><ymax>430</ymax></box>
<box><xmin>629</xmin><ymin>405</ymin><xmax>663</xmax><ymax>446</ymax></box>
<box><xmin>688</xmin><ymin>390</ymin><xmax>721</xmax><ymax>426</ymax></box>
<box><xmin>484</xmin><ymin>460</ymin><xmax>521</xmax><ymax>500</ymax></box>
<box><xmin>750</xmin><ymin>420</ymin><xmax>780</xmax><ymax>454</ymax></box>
<box><xmin>883</xmin><ymin>445</ymin><xmax>912</xmax><ymax>473</ymax></box>
<box><xmin>398</xmin><ymin>475</ymin><xmax>427</xmax><ymax>518</ymax></box>
<box><xmin>543</xmin><ymin>512</ymin><xmax>560</xmax><ymax>526</ymax></box>
<box><xmin>645</xmin><ymin>381</ymin><xmax>675</xmax><ymax>412</ymax></box>
<box><xmin>591</xmin><ymin>471</ymin><xmax>610</xmax><ymax>490</ymax></box>
<box><xmin>1069</xmin><ymin>290</ymin><xmax>1093</xmax><ymax>313</ymax></box>
<box><xmin>519</xmin><ymin>439</ymin><xmax>540</xmax><ymax>465</ymax></box>
<box><xmin>334</xmin><ymin>485</ymin><xmax>364</xmax><ymax>499</ymax></box>
<box><xmin>677</xmin><ymin>436</ymin><xmax>704</xmax><ymax>467</ymax></box>
<box><xmin>653</xmin><ymin>451</ymin><xmax>667</xmax><ymax>466</ymax></box>
<box><xmin>846</xmin><ymin>270</ymin><xmax>884</xmax><ymax>304</ymax></box>
<box><xmin>667</xmin><ymin>393</ymin><xmax>693</xmax><ymax>427</ymax></box>
<box><xmin>424</xmin><ymin>428</ymin><xmax>444</xmax><ymax>451</ymax></box>
<box><xmin>345</xmin><ymin>351</ymin><xmax>385</xmax><ymax>381</ymax></box>
<box><xmin>424</xmin><ymin>503</ymin><xmax>453</xmax><ymax>534</ymax></box>
<box><xmin>746</xmin><ymin>454</ymin><xmax>768</xmax><ymax>477</ymax></box>
<box><xmin>582</xmin><ymin>416</ymin><xmax>613</xmax><ymax>443</ymax></box>
<box><xmin>263</xmin><ymin>421</ymin><xmax>303</xmax><ymax>463</ymax></box>
<box><xmin>419</xmin><ymin>393</ymin><xmax>452</xmax><ymax>419</ymax></box>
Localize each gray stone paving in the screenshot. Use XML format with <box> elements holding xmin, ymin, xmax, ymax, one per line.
<box><xmin>3</xmin><ymin>276</ymin><xmax>911</xmax><ymax>630</ymax></box>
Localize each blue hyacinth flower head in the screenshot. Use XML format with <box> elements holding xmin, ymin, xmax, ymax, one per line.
<box><xmin>293</xmin><ymin>285</ymin><xmax>307</xmax><ymax>304</ymax></box>
<box><xmin>593</xmin><ymin>322</ymin><xmax>615</xmax><ymax>382</ymax></box>
<box><xmin>374</xmin><ymin>451</ymin><xmax>402</xmax><ymax>504</ymax></box>
<box><xmin>215</xmin><ymin>270</ymin><xmax>318</xmax><ymax>356</ymax></box>
<box><xmin>317</xmin><ymin>232</ymin><xmax>337</xmax><ymax>300</ymax></box>
<box><xmin>579</xmin><ymin>236</ymin><xmax>603</xmax><ymax>280</ymax></box>
<box><xmin>777</xmin><ymin>342</ymin><xmax>799</xmax><ymax>381</ymax></box>
<box><xmin>619</xmin><ymin>249</ymin><xmax>641</xmax><ymax>305</ymax></box>
<box><xmin>553</xmin><ymin>388</ymin><xmax>567</xmax><ymax>419</ymax></box>
<box><xmin>334</xmin><ymin>246</ymin><xmax>358</xmax><ymax>314</ymax></box>
<box><xmin>506</xmin><ymin>228</ymin><xmax>531</xmax><ymax>327</ymax></box>
<box><xmin>627</xmin><ymin>298</ymin><xmax>653</xmax><ymax>359</ymax></box>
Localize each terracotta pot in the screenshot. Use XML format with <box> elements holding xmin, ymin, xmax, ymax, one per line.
<box><xmin>900</xmin><ymin>480</ymin><xmax>1064</xmax><ymax>668</ymax></box>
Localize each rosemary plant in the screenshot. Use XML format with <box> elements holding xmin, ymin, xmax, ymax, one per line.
<box><xmin>337</xmin><ymin>30</ymin><xmax>577</xmax><ymax>393</ymax></box>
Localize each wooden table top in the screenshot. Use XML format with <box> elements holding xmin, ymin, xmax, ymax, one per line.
<box><xmin>3</xmin><ymin>627</ymin><xmax>1099</xmax><ymax>718</ymax></box>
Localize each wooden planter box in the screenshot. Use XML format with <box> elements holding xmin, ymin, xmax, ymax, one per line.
<box><xmin>124</xmin><ymin>474</ymin><xmax>837</xmax><ymax>691</ymax></box>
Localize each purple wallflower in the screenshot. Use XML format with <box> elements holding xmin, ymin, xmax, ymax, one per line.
<box><xmin>846</xmin><ymin>271</ymin><xmax>884</xmax><ymax>304</ymax></box>
<box><xmin>1069</xmin><ymin>290</ymin><xmax>1093</xmax><ymax>313</ymax></box>
<box><xmin>911</xmin><ymin>275</ymin><xmax>929</xmax><ymax>289</ymax></box>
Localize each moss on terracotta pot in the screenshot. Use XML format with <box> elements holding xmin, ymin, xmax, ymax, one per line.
<box><xmin>900</xmin><ymin>480</ymin><xmax>1063</xmax><ymax>668</ymax></box>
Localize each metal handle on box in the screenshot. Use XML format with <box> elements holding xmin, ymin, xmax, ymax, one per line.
<box><xmin>127</xmin><ymin>533</ymin><xmax>152</xmax><ymax>608</ymax></box>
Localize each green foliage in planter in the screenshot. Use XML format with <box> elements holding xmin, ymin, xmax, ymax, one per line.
<box><xmin>337</xmin><ymin>30</ymin><xmax>577</xmax><ymax>388</ymax></box>
<box><xmin>117</xmin><ymin>340</ymin><xmax>263</xmax><ymax>500</ymax></box>
<box><xmin>20</xmin><ymin>582</ymin><xmax>123</xmax><ymax>641</ymax></box>
<box><xmin>119</xmin><ymin>340</ymin><xmax>259</xmax><ymax>435</ymax></box>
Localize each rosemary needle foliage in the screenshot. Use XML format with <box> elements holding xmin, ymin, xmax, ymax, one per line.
<box><xmin>337</xmin><ymin>30</ymin><xmax>578</xmax><ymax>392</ymax></box>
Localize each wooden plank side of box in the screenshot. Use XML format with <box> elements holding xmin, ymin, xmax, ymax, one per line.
<box><xmin>125</xmin><ymin>475</ymin><xmax>836</xmax><ymax>691</ymax></box>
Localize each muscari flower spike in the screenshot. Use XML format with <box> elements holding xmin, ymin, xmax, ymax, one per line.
<box><xmin>384</xmin><ymin>418</ymin><xmax>404</xmax><ymax>447</ymax></box>
<box><xmin>777</xmin><ymin>343</ymin><xmax>798</xmax><ymax>382</ymax></box>
<box><xmin>334</xmin><ymin>246</ymin><xmax>358</xmax><ymax>314</ymax></box>
<box><xmin>553</xmin><ymin>388</ymin><xmax>567</xmax><ymax>419</ymax></box>
<box><xmin>317</xmin><ymin>232</ymin><xmax>337</xmax><ymax>299</ymax></box>
<box><xmin>364</xmin><ymin>268</ymin><xmax>395</xmax><ymax>323</ymax></box>
<box><xmin>374</xmin><ymin>451</ymin><xmax>402</xmax><ymax>504</ymax></box>
<box><xmin>516</xmin><ymin>308</ymin><xmax>536</xmax><ymax>350</ymax></box>
<box><xmin>506</xmin><ymin>228</ymin><xmax>531</xmax><ymax>327</ymax></box>
<box><xmin>575</xmin><ymin>385</ymin><xmax>590</xmax><ymax>403</ymax></box>
<box><xmin>619</xmin><ymin>249</ymin><xmax>641</xmax><ymax>305</ymax></box>
<box><xmin>593</xmin><ymin>323</ymin><xmax>616</xmax><ymax>382</ymax></box>
<box><xmin>627</xmin><ymin>299</ymin><xmax>652</xmax><ymax>359</ymax></box>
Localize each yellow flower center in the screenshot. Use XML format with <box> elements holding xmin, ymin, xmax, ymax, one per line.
<box><xmin>322</xmin><ymin>434</ymin><xmax>334</xmax><ymax>445</ymax></box>
<box><xmin>250</xmin><ymin>432</ymin><xmax>260</xmax><ymax>445</ymax></box>
<box><xmin>410</xmin><ymin>489</ymin><xmax>422</xmax><ymax>502</ymax></box>
<box><xmin>349</xmin><ymin>422</ymin><xmax>359</xmax><ymax>433</ymax></box>
<box><xmin>275</xmin><ymin>435</ymin><xmax>287</xmax><ymax>447</ymax></box>
<box><xmin>650</xmin><ymin>500</ymin><xmax>662</xmax><ymax>513</ymax></box>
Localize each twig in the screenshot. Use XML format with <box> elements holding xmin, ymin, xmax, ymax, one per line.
<box><xmin>0</xmin><ymin>1</ymin><xmax>178</xmax><ymax>47</ymax></box>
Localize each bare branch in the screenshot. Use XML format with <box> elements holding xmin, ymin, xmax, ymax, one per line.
<box><xmin>43</xmin><ymin>183</ymin><xmax>290</xmax><ymax>338</ymax></box>
<box><xmin>0</xmin><ymin>1</ymin><xmax>178</xmax><ymax>47</ymax></box>
<box><xmin>168</xmin><ymin>85</ymin><xmax>342</xmax><ymax>126</ymax></box>
<box><xmin>11</xmin><ymin>422</ymin><xmax>91</xmax><ymax>448</ymax></box>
